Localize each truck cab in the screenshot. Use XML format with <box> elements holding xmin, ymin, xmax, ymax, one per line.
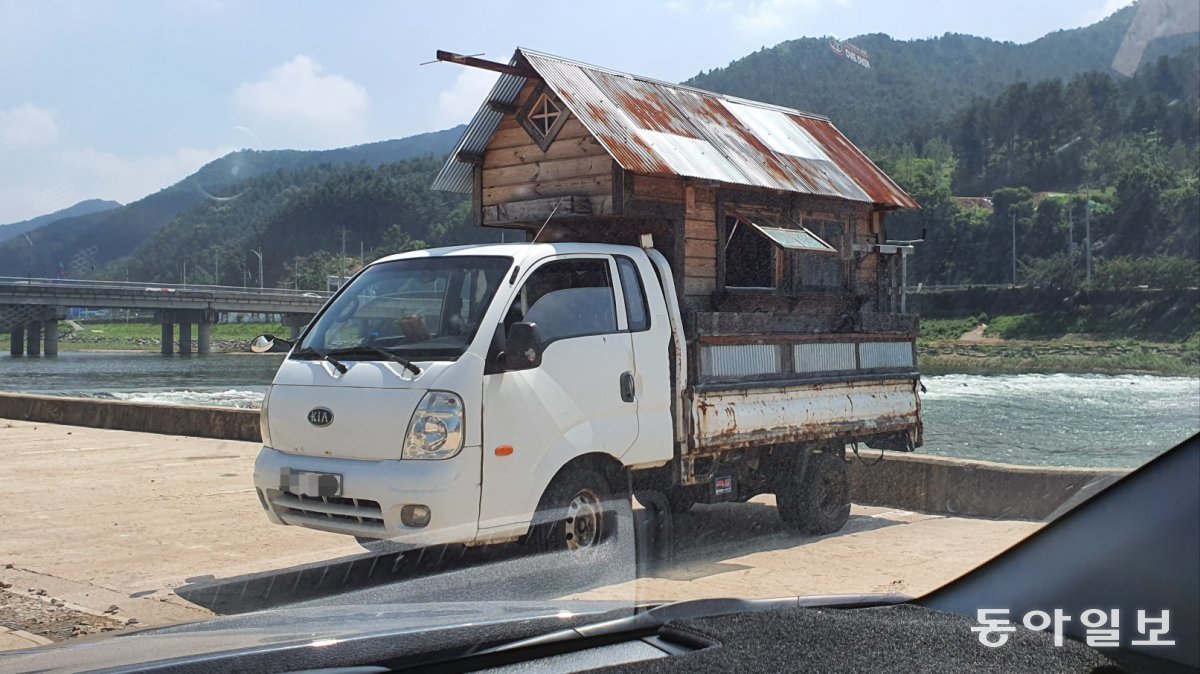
<box><xmin>254</xmin><ymin>243</ymin><xmax>676</xmax><ymax>551</ymax></box>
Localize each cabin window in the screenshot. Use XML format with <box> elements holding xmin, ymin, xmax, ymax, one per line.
<box><xmin>792</xmin><ymin>219</ymin><xmax>846</xmax><ymax>289</ymax></box>
<box><xmin>724</xmin><ymin>216</ymin><xmax>776</xmax><ymax>288</ymax></box>
<box><xmin>723</xmin><ymin>212</ymin><xmax>843</xmax><ymax>293</ymax></box>
<box><xmin>518</xmin><ymin>86</ymin><xmax>569</xmax><ymax>151</ymax></box>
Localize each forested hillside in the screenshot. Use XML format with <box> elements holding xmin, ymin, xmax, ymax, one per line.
<box><xmin>879</xmin><ymin>46</ymin><xmax>1199</xmax><ymax>287</ymax></box>
<box><xmin>0</xmin><ymin>199</ymin><xmax>121</xmax><ymax>245</ymax></box>
<box><xmin>105</xmin><ymin>156</ymin><xmax>493</xmax><ymax>288</ymax></box>
<box><xmin>685</xmin><ymin>4</ymin><xmax>1195</xmax><ymax>148</ymax></box>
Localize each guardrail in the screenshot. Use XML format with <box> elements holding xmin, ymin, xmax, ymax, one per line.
<box><xmin>0</xmin><ymin>276</ymin><xmax>333</xmax><ymax>298</ymax></box>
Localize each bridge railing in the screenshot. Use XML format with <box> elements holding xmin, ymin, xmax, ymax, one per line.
<box><xmin>0</xmin><ymin>276</ymin><xmax>333</xmax><ymax>299</ymax></box>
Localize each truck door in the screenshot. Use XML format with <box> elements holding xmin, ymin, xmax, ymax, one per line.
<box><xmin>480</xmin><ymin>255</ymin><xmax>637</xmax><ymax>534</ymax></box>
<box><xmin>614</xmin><ymin>254</ymin><xmax>674</xmax><ymax>466</ymax></box>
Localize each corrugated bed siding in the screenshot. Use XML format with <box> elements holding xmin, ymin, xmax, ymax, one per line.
<box><xmin>859</xmin><ymin>342</ymin><xmax>914</xmax><ymax>369</ymax></box>
<box><xmin>793</xmin><ymin>342</ymin><xmax>856</xmax><ymax>373</ymax></box>
<box><xmin>700</xmin><ymin>344</ymin><xmax>780</xmax><ymax>378</ymax></box>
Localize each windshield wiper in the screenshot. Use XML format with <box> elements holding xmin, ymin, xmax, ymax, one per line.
<box><xmin>290</xmin><ymin>346</ymin><xmax>348</xmax><ymax>374</ymax></box>
<box><xmin>327</xmin><ymin>345</ymin><xmax>422</xmax><ymax>375</ymax></box>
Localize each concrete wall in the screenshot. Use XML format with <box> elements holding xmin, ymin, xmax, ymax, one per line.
<box><xmin>849</xmin><ymin>451</ymin><xmax>1128</xmax><ymax>521</ymax></box>
<box><xmin>0</xmin><ymin>393</ymin><xmax>1129</xmax><ymax>521</ymax></box>
<box><xmin>0</xmin><ymin>393</ymin><xmax>259</xmax><ymax>442</ymax></box>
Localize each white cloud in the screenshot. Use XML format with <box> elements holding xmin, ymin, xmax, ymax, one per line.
<box><xmin>435</xmin><ymin>68</ymin><xmax>499</xmax><ymax>128</ymax></box>
<box><xmin>0</xmin><ymin>103</ymin><xmax>59</xmax><ymax>149</ymax></box>
<box><xmin>234</xmin><ymin>55</ymin><xmax>370</xmax><ymax>148</ymax></box>
<box><xmin>664</xmin><ymin>0</ymin><xmax>691</xmax><ymax>13</ymax></box>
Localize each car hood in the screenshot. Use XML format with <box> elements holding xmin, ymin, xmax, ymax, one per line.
<box><xmin>0</xmin><ymin>600</ymin><xmax>630</xmax><ymax>673</ymax></box>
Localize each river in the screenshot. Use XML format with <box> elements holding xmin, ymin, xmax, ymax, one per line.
<box><xmin>1</xmin><ymin>353</ymin><xmax>1196</xmax><ymax>469</ymax></box>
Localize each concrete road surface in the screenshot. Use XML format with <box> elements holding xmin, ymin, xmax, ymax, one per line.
<box><xmin>0</xmin><ymin>418</ymin><xmax>1041</xmax><ymax>650</ymax></box>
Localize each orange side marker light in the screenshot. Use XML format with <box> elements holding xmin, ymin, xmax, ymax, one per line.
<box><xmin>495</xmin><ymin>445</ymin><xmax>514</xmax><ymax>456</ymax></box>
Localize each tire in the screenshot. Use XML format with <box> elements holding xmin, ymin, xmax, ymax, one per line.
<box><xmin>777</xmin><ymin>450</ymin><xmax>851</xmax><ymax>535</ymax></box>
<box><xmin>530</xmin><ymin>467</ymin><xmax>615</xmax><ymax>553</ymax></box>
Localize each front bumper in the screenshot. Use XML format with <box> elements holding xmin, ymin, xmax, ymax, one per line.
<box><xmin>253</xmin><ymin>446</ymin><xmax>482</xmax><ymax>547</ymax></box>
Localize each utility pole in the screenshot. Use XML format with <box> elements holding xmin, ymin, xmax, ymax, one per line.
<box><xmin>1011</xmin><ymin>210</ymin><xmax>1017</xmax><ymax>287</ymax></box>
<box><xmin>249</xmin><ymin>248</ymin><xmax>263</xmax><ymax>289</ymax></box>
<box><xmin>1067</xmin><ymin>204</ymin><xmax>1074</xmax><ymax>252</ymax></box>
<box><xmin>1084</xmin><ymin>188</ymin><xmax>1093</xmax><ymax>283</ymax></box>
<box><xmin>214</xmin><ymin>252</ymin><xmax>220</xmax><ymax>286</ymax></box>
<box><xmin>341</xmin><ymin>229</ymin><xmax>348</xmax><ymax>282</ymax></box>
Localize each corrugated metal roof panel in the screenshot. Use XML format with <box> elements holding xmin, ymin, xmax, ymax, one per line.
<box><xmin>433</xmin><ymin>48</ymin><xmax>917</xmax><ymax>209</ymax></box>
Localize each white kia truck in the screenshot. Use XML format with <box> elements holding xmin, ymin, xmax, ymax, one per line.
<box><xmin>253</xmin><ymin>241</ymin><xmax>922</xmax><ymax>551</ymax></box>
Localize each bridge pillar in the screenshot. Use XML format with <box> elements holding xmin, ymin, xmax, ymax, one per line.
<box><xmin>44</xmin><ymin>320</ymin><xmax>58</xmax><ymax>356</ymax></box>
<box><xmin>282</xmin><ymin>313</ymin><xmax>311</xmax><ymax>341</ymax></box>
<box><xmin>27</xmin><ymin>322</ymin><xmax>41</xmax><ymax>356</ymax></box>
<box><xmin>161</xmin><ymin>316</ymin><xmax>174</xmax><ymax>355</ymax></box>
<box><xmin>179</xmin><ymin>321</ymin><xmax>193</xmax><ymax>355</ymax></box>
<box><xmin>197</xmin><ymin>321</ymin><xmax>212</xmax><ymax>355</ymax></box>
<box><xmin>9</xmin><ymin>326</ymin><xmax>24</xmax><ymax>356</ymax></box>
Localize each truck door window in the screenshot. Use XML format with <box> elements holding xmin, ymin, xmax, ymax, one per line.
<box><xmin>506</xmin><ymin>259</ymin><xmax>617</xmax><ymax>343</ymax></box>
<box><xmin>616</xmin><ymin>256</ymin><xmax>650</xmax><ymax>331</ymax></box>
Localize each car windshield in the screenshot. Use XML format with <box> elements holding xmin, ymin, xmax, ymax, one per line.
<box><xmin>0</xmin><ymin>0</ymin><xmax>1197</xmax><ymax>668</ymax></box>
<box><xmin>298</xmin><ymin>256</ymin><xmax>511</xmax><ymax>360</ymax></box>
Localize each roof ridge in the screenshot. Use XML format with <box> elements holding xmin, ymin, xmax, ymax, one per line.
<box><xmin>516</xmin><ymin>47</ymin><xmax>831</xmax><ymax>122</ymax></box>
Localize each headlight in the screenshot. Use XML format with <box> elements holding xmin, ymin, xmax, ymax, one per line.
<box><xmin>402</xmin><ymin>391</ymin><xmax>465</xmax><ymax>460</ymax></box>
<box><xmin>259</xmin><ymin>386</ymin><xmax>273</xmax><ymax>448</ymax></box>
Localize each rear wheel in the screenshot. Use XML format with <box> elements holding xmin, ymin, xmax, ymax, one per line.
<box><xmin>530</xmin><ymin>467</ymin><xmax>616</xmax><ymax>553</ymax></box>
<box><xmin>777</xmin><ymin>450</ymin><xmax>851</xmax><ymax>535</ymax></box>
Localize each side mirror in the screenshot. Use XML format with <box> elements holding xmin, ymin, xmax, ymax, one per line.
<box><xmin>251</xmin><ymin>334</ymin><xmax>293</xmax><ymax>353</ymax></box>
<box><xmin>505</xmin><ymin>322</ymin><xmax>543</xmax><ymax>371</ymax></box>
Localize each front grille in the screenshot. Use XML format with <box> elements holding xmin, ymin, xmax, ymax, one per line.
<box><xmin>268</xmin><ymin>490</ymin><xmax>386</xmax><ymax>531</ymax></box>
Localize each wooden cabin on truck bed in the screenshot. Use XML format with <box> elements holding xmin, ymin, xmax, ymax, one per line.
<box><xmin>432</xmin><ymin>48</ymin><xmax>923</xmax><ymax>519</ymax></box>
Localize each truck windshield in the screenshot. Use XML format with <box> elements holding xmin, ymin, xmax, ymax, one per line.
<box><xmin>299</xmin><ymin>256</ymin><xmax>512</xmax><ymax>361</ymax></box>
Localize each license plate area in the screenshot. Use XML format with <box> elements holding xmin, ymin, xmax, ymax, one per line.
<box><xmin>281</xmin><ymin>469</ymin><xmax>343</xmax><ymax>498</ymax></box>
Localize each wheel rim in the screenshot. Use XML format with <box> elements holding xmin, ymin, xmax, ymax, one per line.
<box><xmin>563</xmin><ymin>488</ymin><xmax>603</xmax><ymax>551</ymax></box>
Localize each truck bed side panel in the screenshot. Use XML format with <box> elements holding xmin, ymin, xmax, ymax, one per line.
<box><xmin>690</xmin><ymin>378</ymin><xmax>920</xmax><ymax>452</ymax></box>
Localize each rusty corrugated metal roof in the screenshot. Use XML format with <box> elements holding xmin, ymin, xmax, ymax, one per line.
<box><xmin>433</xmin><ymin>48</ymin><xmax>917</xmax><ymax>210</ymax></box>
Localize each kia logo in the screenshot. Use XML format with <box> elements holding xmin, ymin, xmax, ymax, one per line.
<box><xmin>307</xmin><ymin>407</ymin><xmax>334</xmax><ymax>427</ymax></box>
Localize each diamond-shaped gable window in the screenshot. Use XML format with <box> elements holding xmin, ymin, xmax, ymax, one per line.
<box><xmin>518</xmin><ymin>86</ymin><xmax>569</xmax><ymax>151</ymax></box>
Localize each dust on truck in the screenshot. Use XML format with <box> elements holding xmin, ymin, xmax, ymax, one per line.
<box><xmin>252</xmin><ymin>48</ymin><xmax>923</xmax><ymax>551</ymax></box>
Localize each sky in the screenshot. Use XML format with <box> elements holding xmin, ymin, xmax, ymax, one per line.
<box><xmin>0</xmin><ymin>0</ymin><xmax>1136</xmax><ymax>224</ymax></box>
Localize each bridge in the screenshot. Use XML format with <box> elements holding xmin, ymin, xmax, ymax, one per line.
<box><xmin>0</xmin><ymin>277</ymin><xmax>331</xmax><ymax>356</ymax></box>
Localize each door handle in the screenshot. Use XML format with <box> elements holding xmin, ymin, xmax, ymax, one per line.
<box><xmin>620</xmin><ymin>371</ymin><xmax>636</xmax><ymax>403</ymax></box>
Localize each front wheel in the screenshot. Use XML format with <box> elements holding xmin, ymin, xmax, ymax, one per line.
<box><xmin>530</xmin><ymin>467</ymin><xmax>616</xmax><ymax>553</ymax></box>
<box><xmin>777</xmin><ymin>450</ymin><xmax>851</xmax><ymax>535</ymax></box>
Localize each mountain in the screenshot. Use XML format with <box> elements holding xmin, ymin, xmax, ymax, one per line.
<box><xmin>0</xmin><ymin>199</ymin><xmax>121</xmax><ymax>245</ymax></box>
<box><xmin>684</xmin><ymin>3</ymin><xmax>1198</xmax><ymax>149</ymax></box>
<box><xmin>0</xmin><ymin>126</ymin><xmax>463</xmax><ymax>278</ymax></box>
<box><xmin>108</xmin><ymin>155</ymin><xmax>491</xmax><ymax>287</ymax></box>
